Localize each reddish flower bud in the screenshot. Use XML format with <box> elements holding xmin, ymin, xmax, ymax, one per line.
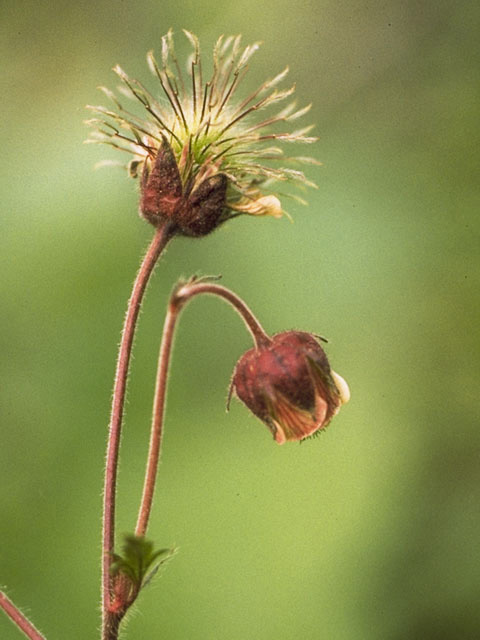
<box><xmin>230</xmin><ymin>331</ymin><xmax>349</xmax><ymax>444</ymax></box>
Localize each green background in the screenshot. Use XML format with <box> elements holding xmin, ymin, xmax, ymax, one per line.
<box><xmin>1</xmin><ymin>1</ymin><xmax>479</xmax><ymax>638</ymax></box>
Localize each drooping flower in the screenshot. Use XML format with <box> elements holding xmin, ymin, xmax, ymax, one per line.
<box><xmin>85</xmin><ymin>30</ymin><xmax>319</xmax><ymax>236</ymax></box>
<box><xmin>230</xmin><ymin>331</ymin><xmax>349</xmax><ymax>444</ymax></box>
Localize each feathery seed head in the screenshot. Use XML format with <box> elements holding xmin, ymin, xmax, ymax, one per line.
<box><xmin>86</xmin><ymin>30</ymin><xmax>318</xmax><ymax>235</ymax></box>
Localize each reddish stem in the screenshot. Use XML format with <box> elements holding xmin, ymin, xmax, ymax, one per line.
<box><xmin>135</xmin><ymin>305</ymin><xmax>177</xmax><ymax>537</ymax></box>
<box><xmin>0</xmin><ymin>591</ymin><xmax>45</xmax><ymax>640</ymax></box>
<box><xmin>135</xmin><ymin>280</ymin><xmax>270</xmax><ymax>538</ymax></box>
<box><xmin>102</xmin><ymin>222</ymin><xmax>173</xmax><ymax>639</ymax></box>
<box><xmin>174</xmin><ymin>282</ymin><xmax>272</xmax><ymax>348</ymax></box>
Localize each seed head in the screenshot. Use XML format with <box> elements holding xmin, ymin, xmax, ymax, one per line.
<box><xmin>230</xmin><ymin>331</ymin><xmax>349</xmax><ymax>444</ymax></box>
<box><xmin>85</xmin><ymin>30</ymin><xmax>318</xmax><ymax>235</ymax></box>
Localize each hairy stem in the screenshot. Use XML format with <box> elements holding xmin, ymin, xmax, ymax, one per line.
<box><xmin>174</xmin><ymin>282</ymin><xmax>272</xmax><ymax>348</ymax></box>
<box><xmin>102</xmin><ymin>222</ymin><xmax>174</xmax><ymax>639</ymax></box>
<box><xmin>134</xmin><ymin>304</ymin><xmax>177</xmax><ymax>537</ymax></box>
<box><xmin>135</xmin><ymin>280</ymin><xmax>270</xmax><ymax>538</ymax></box>
<box><xmin>0</xmin><ymin>591</ymin><xmax>46</xmax><ymax>640</ymax></box>
<box><xmin>103</xmin><ymin>614</ymin><xmax>121</xmax><ymax>640</ymax></box>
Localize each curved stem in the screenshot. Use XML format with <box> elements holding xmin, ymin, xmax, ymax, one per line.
<box><xmin>0</xmin><ymin>591</ymin><xmax>46</xmax><ymax>640</ymax></box>
<box><xmin>102</xmin><ymin>222</ymin><xmax>173</xmax><ymax>638</ymax></box>
<box><xmin>176</xmin><ymin>282</ymin><xmax>272</xmax><ymax>348</ymax></box>
<box><xmin>135</xmin><ymin>279</ymin><xmax>270</xmax><ymax>538</ymax></box>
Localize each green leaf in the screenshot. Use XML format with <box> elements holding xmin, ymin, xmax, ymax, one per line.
<box><xmin>110</xmin><ymin>534</ymin><xmax>176</xmax><ymax>591</ymax></box>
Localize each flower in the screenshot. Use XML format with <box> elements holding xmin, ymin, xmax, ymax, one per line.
<box><xmin>229</xmin><ymin>331</ymin><xmax>349</xmax><ymax>444</ymax></box>
<box><xmin>85</xmin><ymin>30</ymin><xmax>318</xmax><ymax>236</ymax></box>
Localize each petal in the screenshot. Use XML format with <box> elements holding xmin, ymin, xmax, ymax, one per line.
<box><xmin>331</xmin><ymin>371</ymin><xmax>350</xmax><ymax>405</ymax></box>
<box><xmin>231</xmin><ymin>195</ymin><xmax>283</xmax><ymax>218</ymax></box>
<box><xmin>271</xmin><ymin>392</ymin><xmax>327</xmax><ymax>444</ymax></box>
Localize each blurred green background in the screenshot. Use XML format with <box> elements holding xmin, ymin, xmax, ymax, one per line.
<box><xmin>1</xmin><ymin>1</ymin><xmax>479</xmax><ymax>638</ymax></box>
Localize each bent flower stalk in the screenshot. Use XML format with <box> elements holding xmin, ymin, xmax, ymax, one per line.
<box><xmin>85</xmin><ymin>29</ymin><xmax>319</xmax><ymax>236</ymax></box>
